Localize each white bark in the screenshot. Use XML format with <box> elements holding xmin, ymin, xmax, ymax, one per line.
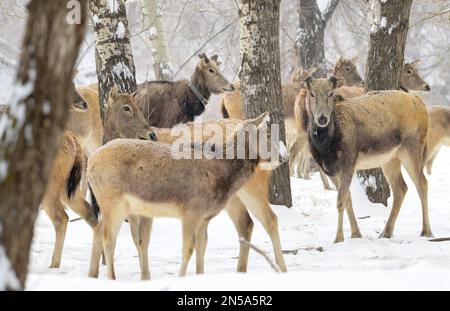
<box><xmin>141</xmin><ymin>0</ymin><xmax>173</xmax><ymax>81</ymax></box>
<box><xmin>90</xmin><ymin>0</ymin><xmax>137</xmax><ymax>117</ymax></box>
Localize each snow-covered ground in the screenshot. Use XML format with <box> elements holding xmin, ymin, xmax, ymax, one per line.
<box><xmin>27</xmin><ymin>148</ymin><xmax>450</xmax><ymax>291</ymax></box>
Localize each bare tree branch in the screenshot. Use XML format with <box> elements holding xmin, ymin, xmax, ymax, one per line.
<box><xmin>239</xmin><ymin>238</ymin><xmax>280</xmax><ymax>273</ymax></box>
<box><xmin>323</xmin><ymin>0</ymin><xmax>340</xmax><ymax>23</ymax></box>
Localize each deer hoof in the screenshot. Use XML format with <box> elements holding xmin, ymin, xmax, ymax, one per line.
<box><xmin>351</xmin><ymin>231</ymin><xmax>362</xmax><ymax>239</ymax></box>
<box><xmin>420</xmin><ymin>230</ymin><xmax>434</xmax><ymax>238</ymax></box>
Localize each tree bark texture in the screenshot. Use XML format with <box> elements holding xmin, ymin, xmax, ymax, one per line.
<box><xmin>296</xmin><ymin>0</ymin><xmax>339</xmax><ymax>77</ymax></box>
<box><xmin>90</xmin><ymin>0</ymin><xmax>137</xmax><ymax>120</ymax></box>
<box><xmin>357</xmin><ymin>0</ymin><xmax>413</xmax><ymax>206</ymax></box>
<box><xmin>141</xmin><ymin>0</ymin><xmax>174</xmax><ymax>81</ymax></box>
<box><xmin>238</xmin><ymin>0</ymin><xmax>292</xmax><ymax>207</ymax></box>
<box><xmin>0</xmin><ymin>0</ymin><xmax>86</xmax><ymax>290</ymax></box>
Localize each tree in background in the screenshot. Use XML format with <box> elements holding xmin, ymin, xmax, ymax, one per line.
<box><xmin>357</xmin><ymin>0</ymin><xmax>413</xmax><ymax>205</ymax></box>
<box><xmin>90</xmin><ymin>0</ymin><xmax>137</xmax><ymax>120</ymax></box>
<box><xmin>238</xmin><ymin>0</ymin><xmax>292</xmax><ymax>207</ymax></box>
<box><xmin>296</xmin><ymin>0</ymin><xmax>339</xmax><ymax>76</ymax></box>
<box><xmin>141</xmin><ymin>0</ymin><xmax>174</xmax><ymax>81</ymax></box>
<box><xmin>0</xmin><ymin>0</ymin><xmax>86</xmax><ymax>290</ymax></box>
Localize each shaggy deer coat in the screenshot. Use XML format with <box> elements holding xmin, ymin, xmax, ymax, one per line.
<box><xmin>303</xmin><ymin>77</ymin><xmax>431</xmax><ymax>243</ymax></box>
<box><xmin>87</xmin><ymin>113</ymin><xmax>286</xmax><ymax>279</ymax></box>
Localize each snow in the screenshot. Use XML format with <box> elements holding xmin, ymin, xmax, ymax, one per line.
<box><xmin>26</xmin><ymin>148</ymin><xmax>450</xmax><ymax>290</ymax></box>
<box><xmin>111</xmin><ymin>61</ymin><xmax>133</xmax><ymax>80</ymax></box>
<box><xmin>148</xmin><ymin>27</ymin><xmax>157</xmax><ymax>40</ymax></box>
<box><xmin>106</xmin><ymin>0</ymin><xmax>120</xmax><ymax>14</ymax></box>
<box><xmin>380</xmin><ymin>17</ymin><xmax>387</xmax><ymax>28</ymax></box>
<box><xmin>115</xmin><ymin>21</ymin><xmax>125</xmax><ymax>39</ymax></box>
<box><xmin>92</xmin><ymin>15</ymin><xmax>100</xmax><ymax>26</ymax></box>
<box><xmin>278</xmin><ymin>140</ymin><xmax>288</xmax><ymax>161</ymax></box>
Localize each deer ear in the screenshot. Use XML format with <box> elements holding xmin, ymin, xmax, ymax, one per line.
<box><xmin>304</xmin><ymin>76</ymin><xmax>313</xmax><ymax>90</ymax></box>
<box><xmin>307</xmin><ymin>66</ymin><xmax>317</xmax><ymax>76</ymax></box>
<box><xmin>211</xmin><ymin>54</ymin><xmax>219</xmax><ymax>62</ymax></box>
<box><xmin>246</xmin><ymin>112</ymin><xmax>270</xmax><ymax>129</ymax></box>
<box><xmin>350</xmin><ymin>56</ymin><xmax>359</xmax><ymax>64</ymax></box>
<box><xmin>337</xmin><ymin>55</ymin><xmax>344</xmax><ymax>65</ymax></box>
<box><xmin>329</xmin><ymin>76</ymin><xmax>338</xmax><ymax>89</ymax></box>
<box><xmin>108</xmin><ymin>85</ymin><xmax>120</xmax><ymax>102</ymax></box>
<box><xmin>198</xmin><ymin>53</ymin><xmax>210</xmax><ymax>64</ymax></box>
<box><xmin>411</xmin><ymin>59</ymin><xmax>421</xmax><ymax>67</ymax></box>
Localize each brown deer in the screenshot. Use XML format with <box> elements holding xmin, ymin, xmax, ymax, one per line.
<box><xmin>302</xmin><ymin>76</ymin><xmax>432</xmax><ymax>243</ymax></box>
<box><xmin>135</xmin><ymin>53</ymin><xmax>234</xmax><ymax>127</ymax></box>
<box><xmin>87</xmin><ymin>113</ymin><xmax>287</xmax><ymax>280</ymax></box>
<box><xmin>425</xmin><ymin>105</ymin><xmax>450</xmax><ymax>174</ymax></box>
<box><xmin>333</xmin><ymin>57</ymin><xmax>430</xmax><ymax>93</ymax></box>
<box><xmin>219</xmin><ymin>68</ymin><xmax>315</xmax><ymax>179</ymax></box>
<box><xmin>41</xmin><ymin>131</ymin><xmax>99</xmax><ymax>268</ymax></box>
<box><xmin>294</xmin><ymin>58</ymin><xmax>432</xmax><ymax>186</ymax></box>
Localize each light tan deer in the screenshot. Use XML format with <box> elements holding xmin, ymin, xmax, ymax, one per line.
<box><xmin>302</xmin><ymin>76</ymin><xmax>432</xmax><ymax>243</ymax></box>
<box><xmin>41</xmin><ymin>131</ymin><xmax>99</xmax><ymax>268</ymax></box>
<box><xmin>88</xmin><ymin>88</ymin><xmax>287</xmax><ymax>280</ymax></box>
<box><xmin>425</xmin><ymin>105</ymin><xmax>450</xmax><ymax>174</ymax></box>
<box><xmin>87</xmin><ymin>113</ymin><xmax>287</xmax><ymax>280</ymax></box>
<box><xmin>66</xmin><ymin>84</ymin><xmax>103</xmax><ymax>157</ymax></box>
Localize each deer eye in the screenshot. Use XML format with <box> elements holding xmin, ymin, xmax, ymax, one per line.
<box><xmin>310</xmin><ymin>92</ymin><xmax>315</xmax><ymax>98</ymax></box>
<box><xmin>122</xmin><ymin>105</ymin><xmax>133</xmax><ymax>114</ymax></box>
<box><xmin>329</xmin><ymin>92</ymin><xmax>334</xmax><ymax>97</ymax></box>
<box><xmin>208</xmin><ymin>68</ymin><xmax>215</xmax><ymax>74</ymax></box>
<box><xmin>407</xmin><ymin>70</ymin><xmax>413</xmax><ymax>74</ymax></box>
<box><xmin>346</xmin><ymin>66</ymin><xmax>351</xmax><ymax>71</ymax></box>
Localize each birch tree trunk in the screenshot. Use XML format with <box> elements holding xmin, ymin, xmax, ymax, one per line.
<box><xmin>238</xmin><ymin>0</ymin><xmax>292</xmax><ymax>207</ymax></box>
<box><xmin>0</xmin><ymin>0</ymin><xmax>86</xmax><ymax>290</ymax></box>
<box><xmin>357</xmin><ymin>0</ymin><xmax>413</xmax><ymax>206</ymax></box>
<box><xmin>90</xmin><ymin>0</ymin><xmax>137</xmax><ymax>120</ymax></box>
<box><xmin>141</xmin><ymin>0</ymin><xmax>173</xmax><ymax>81</ymax></box>
<box><xmin>296</xmin><ymin>0</ymin><xmax>339</xmax><ymax>76</ymax></box>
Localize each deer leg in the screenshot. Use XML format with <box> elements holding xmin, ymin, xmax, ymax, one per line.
<box><xmin>379</xmin><ymin>159</ymin><xmax>408</xmax><ymax>238</ymax></box>
<box><xmin>102</xmin><ymin>211</ymin><xmax>126</xmax><ymax>280</ymax></box>
<box><xmin>400</xmin><ymin>150</ymin><xmax>433</xmax><ymax>238</ymax></box>
<box><xmin>302</xmin><ymin>151</ymin><xmax>312</xmax><ymax>180</ymax></box>
<box><xmin>129</xmin><ymin>215</ymin><xmax>153</xmax><ymax>280</ymax></box>
<box><xmin>63</xmin><ymin>191</ymin><xmax>98</xmax><ymax>228</ymax></box>
<box><xmin>334</xmin><ymin>174</ymin><xmax>352</xmax><ymax>243</ymax></box>
<box><xmin>319</xmin><ymin>166</ymin><xmax>334</xmax><ymax>191</ymax></box>
<box><xmin>225</xmin><ymin>195</ymin><xmax>254</xmax><ymax>272</ymax></box>
<box><xmin>240</xmin><ymin>194</ymin><xmax>287</xmax><ymax>272</ymax></box>
<box><xmin>425</xmin><ymin>151</ymin><xmax>439</xmax><ymax>175</ymax></box>
<box><xmin>43</xmin><ymin>199</ymin><xmax>69</xmax><ymax>269</ymax></box>
<box><xmin>88</xmin><ymin>222</ymin><xmax>103</xmax><ymax>278</ymax></box>
<box><xmin>179</xmin><ymin>214</ymin><xmax>200</xmax><ymax>277</ymax></box>
<box><xmin>195</xmin><ymin>219</ymin><xmax>210</xmax><ymax>274</ymax></box>
<box><xmin>346</xmin><ymin>192</ymin><xmax>362</xmax><ymax>238</ymax></box>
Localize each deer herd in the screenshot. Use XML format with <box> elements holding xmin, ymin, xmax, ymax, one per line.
<box><xmin>1</xmin><ymin>53</ymin><xmax>449</xmax><ymax>281</ymax></box>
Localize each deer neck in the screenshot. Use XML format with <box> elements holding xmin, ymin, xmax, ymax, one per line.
<box><xmin>102</xmin><ymin>116</ymin><xmax>120</xmax><ymax>144</ymax></box>
<box><xmin>190</xmin><ymin>74</ymin><xmax>212</xmax><ymax>102</ymax></box>
<box><xmin>308</xmin><ymin>112</ymin><xmax>337</xmax><ymax>154</ymax></box>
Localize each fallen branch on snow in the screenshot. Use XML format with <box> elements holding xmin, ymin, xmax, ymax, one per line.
<box><xmin>239</xmin><ymin>238</ymin><xmax>280</xmax><ymax>273</ymax></box>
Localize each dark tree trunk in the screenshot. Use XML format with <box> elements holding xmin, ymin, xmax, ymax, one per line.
<box><xmin>0</xmin><ymin>0</ymin><xmax>86</xmax><ymax>290</ymax></box>
<box><xmin>238</xmin><ymin>0</ymin><xmax>292</xmax><ymax>207</ymax></box>
<box><xmin>357</xmin><ymin>0</ymin><xmax>413</xmax><ymax>206</ymax></box>
<box><xmin>90</xmin><ymin>0</ymin><xmax>137</xmax><ymax>120</ymax></box>
<box><xmin>296</xmin><ymin>0</ymin><xmax>339</xmax><ymax>76</ymax></box>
